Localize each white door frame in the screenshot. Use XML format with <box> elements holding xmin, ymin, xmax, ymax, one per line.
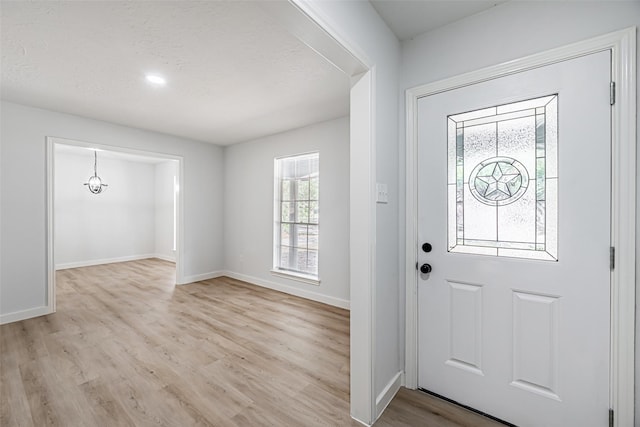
<box><xmin>257</xmin><ymin>2</ymin><xmax>377</xmax><ymax>423</ymax></box>
<box><xmin>404</xmin><ymin>27</ymin><xmax>636</xmax><ymax>426</ymax></box>
<box><xmin>46</xmin><ymin>136</ymin><xmax>186</xmax><ymax>314</ymax></box>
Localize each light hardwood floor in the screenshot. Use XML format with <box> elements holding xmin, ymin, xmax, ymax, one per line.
<box><xmin>1</xmin><ymin>259</ymin><xmax>503</xmax><ymax>427</ymax></box>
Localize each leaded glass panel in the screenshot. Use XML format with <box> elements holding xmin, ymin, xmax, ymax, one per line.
<box><xmin>447</xmin><ymin>95</ymin><xmax>558</xmax><ymax>261</ymax></box>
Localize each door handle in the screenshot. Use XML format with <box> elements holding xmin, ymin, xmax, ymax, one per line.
<box><xmin>420</xmin><ymin>263</ymin><xmax>432</xmax><ymax>274</ymax></box>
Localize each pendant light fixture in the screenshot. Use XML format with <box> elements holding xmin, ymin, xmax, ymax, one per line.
<box><xmin>84</xmin><ymin>150</ymin><xmax>108</xmax><ymax>194</ymax></box>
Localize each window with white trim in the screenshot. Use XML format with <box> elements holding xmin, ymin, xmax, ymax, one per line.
<box><xmin>274</xmin><ymin>152</ymin><xmax>319</xmax><ymax>278</ymax></box>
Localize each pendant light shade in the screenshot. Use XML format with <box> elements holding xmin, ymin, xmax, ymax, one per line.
<box><xmin>84</xmin><ymin>150</ymin><xmax>108</xmax><ymax>194</ymax></box>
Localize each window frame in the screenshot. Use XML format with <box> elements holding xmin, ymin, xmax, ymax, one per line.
<box><xmin>272</xmin><ymin>151</ymin><xmax>320</xmax><ymax>284</ymax></box>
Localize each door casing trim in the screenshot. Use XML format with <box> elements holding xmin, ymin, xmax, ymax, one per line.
<box><xmin>404</xmin><ymin>27</ymin><xmax>636</xmax><ymax>427</ymax></box>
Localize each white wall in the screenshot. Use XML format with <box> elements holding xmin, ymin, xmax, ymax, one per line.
<box><xmin>155</xmin><ymin>160</ymin><xmax>177</xmax><ymax>261</ymax></box>
<box><xmin>54</xmin><ymin>149</ymin><xmax>156</xmax><ymax>268</ymax></box>
<box><xmin>399</xmin><ymin>0</ymin><xmax>639</xmax><ymax>421</ymax></box>
<box><xmin>223</xmin><ymin>117</ymin><xmax>350</xmax><ymax>308</ymax></box>
<box><xmin>0</xmin><ymin>101</ymin><xmax>224</xmax><ymax>319</ymax></box>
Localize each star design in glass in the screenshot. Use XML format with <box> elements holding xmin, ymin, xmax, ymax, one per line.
<box><xmin>474</xmin><ymin>162</ymin><xmax>522</xmax><ymax>202</ymax></box>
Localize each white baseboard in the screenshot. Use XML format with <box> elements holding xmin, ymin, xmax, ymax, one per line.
<box><xmin>400</xmin><ymin>371</ymin><xmax>409</xmax><ymax>388</ymax></box>
<box><xmin>375</xmin><ymin>371</ymin><xmax>403</xmax><ymax>419</ymax></box>
<box><xmin>0</xmin><ymin>305</ymin><xmax>53</xmax><ymax>325</ymax></box>
<box><xmin>222</xmin><ymin>271</ymin><xmax>350</xmax><ymax>309</ymax></box>
<box><xmin>153</xmin><ymin>254</ymin><xmax>176</xmax><ymax>263</ymax></box>
<box><xmin>177</xmin><ymin>270</ymin><xmax>225</xmax><ymax>285</ymax></box>
<box><xmin>55</xmin><ymin>254</ymin><xmax>159</xmax><ymax>270</ymax></box>
<box><xmin>350</xmin><ymin>416</ymin><xmax>372</xmax><ymax>427</ymax></box>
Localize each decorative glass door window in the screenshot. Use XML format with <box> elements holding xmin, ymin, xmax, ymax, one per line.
<box><xmin>447</xmin><ymin>94</ymin><xmax>558</xmax><ymax>260</ymax></box>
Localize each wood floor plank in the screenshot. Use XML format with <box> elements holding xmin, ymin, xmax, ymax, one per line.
<box><xmin>18</xmin><ymin>358</ymin><xmax>64</xmax><ymax>426</ymax></box>
<box><xmin>19</xmin><ymin>355</ymin><xmax>100</xmax><ymax>427</ymax></box>
<box><xmin>1</xmin><ymin>259</ymin><xmax>504</xmax><ymax>427</ymax></box>
<box><xmin>0</xmin><ymin>359</ymin><xmax>34</xmax><ymax>427</ymax></box>
<box><xmin>79</xmin><ymin>378</ymin><xmax>137</xmax><ymax>427</ymax></box>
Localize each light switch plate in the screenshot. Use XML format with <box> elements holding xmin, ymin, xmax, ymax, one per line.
<box><xmin>376</xmin><ymin>183</ymin><xmax>388</xmax><ymax>204</ymax></box>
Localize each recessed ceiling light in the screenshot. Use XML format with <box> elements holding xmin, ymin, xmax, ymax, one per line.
<box><xmin>145</xmin><ymin>74</ymin><xmax>166</xmax><ymax>86</ymax></box>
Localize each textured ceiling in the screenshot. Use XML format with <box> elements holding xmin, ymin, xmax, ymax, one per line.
<box><xmin>371</xmin><ymin>0</ymin><xmax>507</xmax><ymax>41</ymax></box>
<box><xmin>1</xmin><ymin>1</ymin><xmax>350</xmax><ymax>145</ymax></box>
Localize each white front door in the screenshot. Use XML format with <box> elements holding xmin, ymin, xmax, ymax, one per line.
<box><xmin>417</xmin><ymin>51</ymin><xmax>611</xmax><ymax>426</ymax></box>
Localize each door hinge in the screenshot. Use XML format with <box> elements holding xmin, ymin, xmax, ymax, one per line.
<box><xmin>610</xmin><ymin>81</ymin><xmax>616</xmax><ymax>105</ymax></box>
<box><xmin>609</xmin><ymin>408</ymin><xmax>614</xmax><ymax>427</ymax></box>
<box><xmin>610</xmin><ymin>247</ymin><xmax>615</xmax><ymax>270</ymax></box>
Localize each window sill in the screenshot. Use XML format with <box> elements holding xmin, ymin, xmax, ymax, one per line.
<box><xmin>270</xmin><ymin>269</ymin><xmax>320</xmax><ymax>286</ymax></box>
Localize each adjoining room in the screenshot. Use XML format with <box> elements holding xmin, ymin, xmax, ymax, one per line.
<box><xmin>53</xmin><ymin>142</ymin><xmax>179</xmax><ymax>276</ymax></box>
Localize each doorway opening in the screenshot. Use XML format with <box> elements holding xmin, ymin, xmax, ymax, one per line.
<box><xmin>46</xmin><ymin>137</ymin><xmax>185</xmax><ymax>312</ymax></box>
